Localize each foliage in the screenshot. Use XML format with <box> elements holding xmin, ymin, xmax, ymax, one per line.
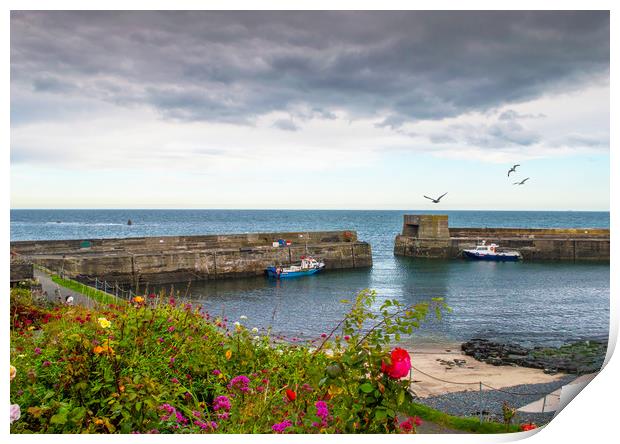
<box><xmin>501</xmin><ymin>401</ymin><xmax>517</xmax><ymax>432</ymax></box>
<box><xmin>10</xmin><ymin>288</ymin><xmax>449</xmax><ymax>434</ymax></box>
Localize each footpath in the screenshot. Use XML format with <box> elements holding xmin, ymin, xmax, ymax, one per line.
<box><xmin>33</xmin><ymin>268</ymin><xmax>97</xmax><ymax>309</ymax></box>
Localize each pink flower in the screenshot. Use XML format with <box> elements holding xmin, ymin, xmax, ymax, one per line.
<box><xmin>175</xmin><ymin>410</ymin><xmax>188</xmax><ymax>424</ymax></box>
<box><xmin>194</xmin><ymin>419</ymin><xmax>212</xmax><ymax>430</ymax></box>
<box><xmin>34</xmin><ymin>347</ymin><xmax>42</xmax><ymax>355</ymax></box>
<box><xmin>213</xmin><ymin>396</ymin><xmax>231</xmax><ymax>412</ymax></box>
<box><xmin>272</xmin><ymin>419</ymin><xmax>293</xmax><ymax>433</ymax></box>
<box><xmin>228</xmin><ymin>375</ymin><xmax>250</xmax><ymax>393</ymax></box>
<box><xmin>381</xmin><ymin>348</ymin><xmax>411</xmax><ymax>379</ymax></box>
<box><xmin>171</xmin><ymin>378</ymin><xmax>179</xmax><ymax>384</ymax></box>
<box><xmin>168</xmin><ymin>326</ymin><xmax>175</xmax><ymax>333</ymax></box>
<box><xmin>344</xmin><ymin>335</ymin><xmax>350</xmax><ymax>341</ymax></box>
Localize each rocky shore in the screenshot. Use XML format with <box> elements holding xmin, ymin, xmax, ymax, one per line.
<box><xmin>461</xmin><ymin>339</ymin><xmax>607</xmax><ymax>375</ymax></box>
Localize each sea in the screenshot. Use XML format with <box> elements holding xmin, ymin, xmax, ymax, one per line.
<box><xmin>10</xmin><ymin>209</ymin><xmax>610</xmax><ymax>348</ymax></box>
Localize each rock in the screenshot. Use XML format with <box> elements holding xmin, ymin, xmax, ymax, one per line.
<box><xmin>461</xmin><ymin>338</ymin><xmax>607</xmax><ymax>375</ymax></box>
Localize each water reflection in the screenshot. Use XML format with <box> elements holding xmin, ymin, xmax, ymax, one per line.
<box><xmin>152</xmin><ymin>259</ymin><xmax>608</xmax><ymax>347</ymax></box>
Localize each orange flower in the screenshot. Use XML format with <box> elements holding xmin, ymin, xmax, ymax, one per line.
<box><xmin>93</xmin><ymin>345</ymin><xmax>114</xmax><ymax>355</ymax></box>
<box><xmin>225</xmin><ymin>350</ymin><xmax>232</xmax><ymax>360</ymax></box>
<box><xmin>133</xmin><ymin>296</ymin><xmax>144</xmax><ymax>304</ymax></box>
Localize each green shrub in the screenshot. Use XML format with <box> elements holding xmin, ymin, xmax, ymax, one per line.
<box><xmin>10</xmin><ymin>289</ymin><xmax>448</xmax><ymax>434</ymax></box>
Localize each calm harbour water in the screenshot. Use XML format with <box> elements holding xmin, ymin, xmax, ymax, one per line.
<box><xmin>11</xmin><ymin>210</ymin><xmax>610</xmax><ymax>347</ymax></box>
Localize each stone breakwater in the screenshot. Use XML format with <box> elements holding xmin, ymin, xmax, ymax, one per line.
<box><xmin>10</xmin><ymin>231</ymin><xmax>372</xmax><ymax>285</ymax></box>
<box><xmin>394</xmin><ymin>214</ymin><xmax>609</xmax><ymax>262</ymax></box>
<box><xmin>461</xmin><ymin>338</ymin><xmax>607</xmax><ymax>375</ymax></box>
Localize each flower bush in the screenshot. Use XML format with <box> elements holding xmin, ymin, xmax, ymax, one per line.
<box><xmin>9</xmin><ymin>287</ymin><xmax>447</xmax><ymax>433</ymax></box>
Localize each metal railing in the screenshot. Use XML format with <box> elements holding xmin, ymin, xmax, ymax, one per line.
<box><xmin>407</xmin><ymin>363</ymin><xmax>564</xmax><ymax>424</ymax></box>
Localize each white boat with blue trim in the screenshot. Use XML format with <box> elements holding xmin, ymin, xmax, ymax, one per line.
<box><xmin>266</xmin><ymin>256</ymin><xmax>326</xmax><ymax>279</ymax></box>
<box><xmin>462</xmin><ymin>241</ymin><xmax>521</xmax><ymax>261</ymax></box>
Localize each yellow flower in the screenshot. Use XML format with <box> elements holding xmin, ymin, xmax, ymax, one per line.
<box><xmin>98</xmin><ymin>317</ymin><xmax>111</xmax><ymax>329</ymax></box>
<box><xmin>225</xmin><ymin>350</ymin><xmax>232</xmax><ymax>360</ymax></box>
<box><xmin>10</xmin><ymin>365</ymin><xmax>16</xmax><ymax>381</ymax></box>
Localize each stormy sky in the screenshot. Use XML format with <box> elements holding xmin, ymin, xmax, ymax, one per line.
<box><xmin>10</xmin><ymin>11</ymin><xmax>610</xmax><ymax>209</ymax></box>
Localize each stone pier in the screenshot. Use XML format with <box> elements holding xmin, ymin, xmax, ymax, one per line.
<box><xmin>11</xmin><ymin>231</ymin><xmax>372</xmax><ymax>285</ymax></box>
<box><xmin>394</xmin><ymin>215</ymin><xmax>609</xmax><ymax>262</ymax></box>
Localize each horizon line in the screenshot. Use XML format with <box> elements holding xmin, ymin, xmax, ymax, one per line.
<box><xmin>10</xmin><ymin>208</ymin><xmax>611</xmax><ymax>212</ymax></box>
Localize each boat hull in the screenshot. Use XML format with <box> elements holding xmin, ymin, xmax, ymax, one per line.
<box><xmin>462</xmin><ymin>250</ymin><xmax>521</xmax><ymax>262</ymax></box>
<box><xmin>266</xmin><ymin>266</ymin><xmax>324</xmax><ymax>279</ymax></box>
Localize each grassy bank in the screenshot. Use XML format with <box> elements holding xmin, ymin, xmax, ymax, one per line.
<box><xmin>406</xmin><ymin>401</ymin><xmax>522</xmax><ymax>433</ymax></box>
<box><xmin>48</xmin><ymin>274</ymin><xmax>120</xmax><ymax>306</ymax></box>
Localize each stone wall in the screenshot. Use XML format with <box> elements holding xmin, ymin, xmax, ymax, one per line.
<box><xmin>11</xmin><ymin>231</ymin><xmax>371</xmax><ymax>285</ymax></box>
<box><xmin>394</xmin><ymin>215</ymin><xmax>609</xmax><ymax>262</ymax></box>
<box><xmin>10</xmin><ymin>262</ymin><xmax>34</xmax><ymax>283</ymax></box>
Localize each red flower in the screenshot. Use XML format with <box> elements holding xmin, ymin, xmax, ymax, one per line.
<box><xmin>381</xmin><ymin>347</ymin><xmax>411</xmax><ymax>379</ymax></box>
<box><xmin>520</xmin><ymin>423</ymin><xmax>538</xmax><ymax>431</ymax></box>
<box><xmin>285</xmin><ymin>389</ymin><xmax>297</xmax><ymax>402</ymax></box>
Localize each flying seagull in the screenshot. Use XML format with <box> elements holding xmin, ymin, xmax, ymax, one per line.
<box><xmin>424</xmin><ymin>192</ymin><xmax>448</xmax><ymax>203</ymax></box>
<box><xmin>507</xmin><ymin>164</ymin><xmax>520</xmax><ymax>177</ymax></box>
<box><xmin>513</xmin><ymin>178</ymin><xmax>530</xmax><ymax>185</ymax></box>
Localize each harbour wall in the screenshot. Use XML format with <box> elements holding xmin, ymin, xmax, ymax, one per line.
<box><xmin>394</xmin><ymin>215</ymin><xmax>609</xmax><ymax>262</ymax></box>
<box><xmin>11</xmin><ymin>231</ymin><xmax>372</xmax><ymax>285</ymax></box>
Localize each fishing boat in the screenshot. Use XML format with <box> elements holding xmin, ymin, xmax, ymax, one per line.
<box><xmin>266</xmin><ymin>256</ymin><xmax>325</xmax><ymax>279</ymax></box>
<box><xmin>462</xmin><ymin>241</ymin><xmax>521</xmax><ymax>261</ymax></box>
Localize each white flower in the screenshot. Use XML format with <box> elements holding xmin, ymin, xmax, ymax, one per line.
<box><xmin>10</xmin><ymin>404</ymin><xmax>20</xmax><ymax>424</ymax></box>
<box><xmin>239</xmin><ymin>315</ymin><xmax>248</xmax><ymax>320</ymax></box>
<box><xmin>253</xmin><ymin>336</ymin><xmax>261</xmax><ymax>341</ymax></box>
<box><xmin>251</xmin><ymin>327</ymin><xmax>259</xmax><ymax>333</ymax></box>
<box><xmin>234</xmin><ymin>321</ymin><xmax>241</xmax><ymax>327</ymax></box>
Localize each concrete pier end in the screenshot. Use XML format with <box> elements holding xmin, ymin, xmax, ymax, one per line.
<box><xmin>394</xmin><ymin>214</ymin><xmax>609</xmax><ymax>262</ymax></box>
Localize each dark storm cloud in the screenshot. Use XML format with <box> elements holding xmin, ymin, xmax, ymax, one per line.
<box><xmin>11</xmin><ymin>11</ymin><xmax>609</xmax><ymax>128</ymax></box>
